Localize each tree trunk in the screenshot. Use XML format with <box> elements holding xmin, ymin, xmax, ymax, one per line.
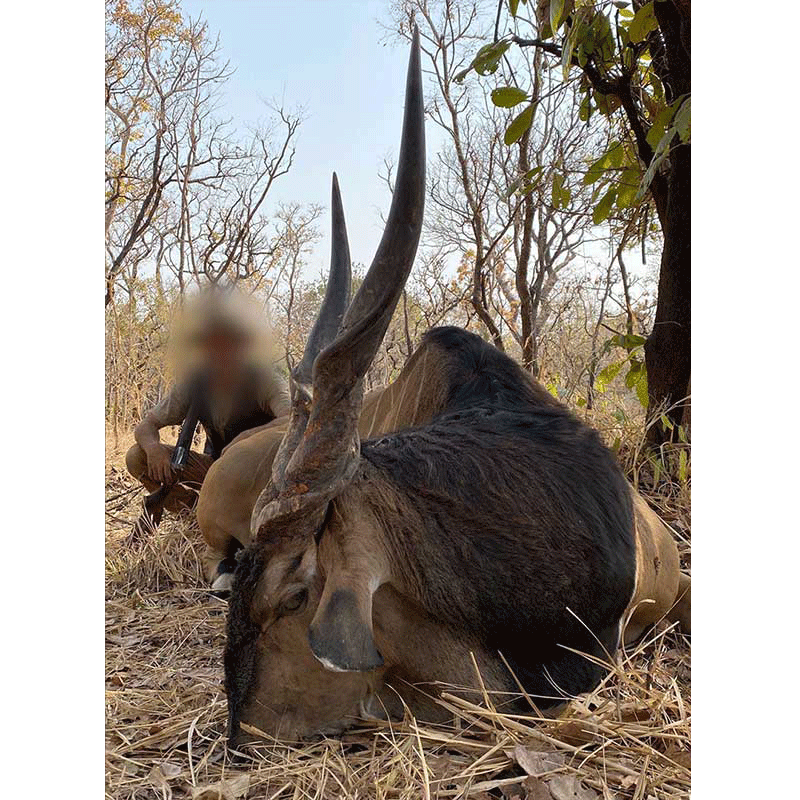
<box><xmin>516</xmin><ymin>129</ymin><xmax>535</xmax><ymax>372</ymax></box>
<box><xmin>644</xmin><ymin>142</ymin><xmax>690</xmax><ymax>443</ymax></box>
<box><xmin>644</xmin><ymin>0</ymin><xmax>691</xmax><ymax>446</ymax></box>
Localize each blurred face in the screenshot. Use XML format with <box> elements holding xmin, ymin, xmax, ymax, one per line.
<box><xmin>200</xmin><ymin>327</ymin><xmax>247</xmax><ymax>387</ymax></box>
<box><xmin>225</xmin><ymin>542</ymin><xmax>374</xmax><ymax>745</ymax></box>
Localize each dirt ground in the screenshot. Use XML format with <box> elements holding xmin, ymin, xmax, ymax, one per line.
<box><xmin>105</xmin><ymin>436</ymin><xmax>690</xmax><ymax>800</ymax></box>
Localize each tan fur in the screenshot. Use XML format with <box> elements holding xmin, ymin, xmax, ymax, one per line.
<box><xmin>238</xmin><ymin>574</ymin><xmax>376</xmax><ymax>741</ymax></box>
<box><xmin>670</xmin><ymin>573</ymin><xmax>691</xmax><ymax>634</ymax></box>
<box><xmin>196</xmin><ymin>418</ymin><xmax>287</xmax><ymax>581</ymax></box>
<box><xmin>623</xmin><ymin>493</ymin><xmax>689</xmax><ymax>644</ymax></box>
<box><xmin>197</xmin><ymin>341</ymin><xmax>454</xmax><ymax>582</ymax></box>
<box><xmin>236</xmin><ymin>575</ymin><xmax>525</xmax><ymax>742</ymax></box>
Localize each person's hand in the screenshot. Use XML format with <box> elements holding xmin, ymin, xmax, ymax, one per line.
<box><xmin>145</xmin><ymin>444</ymin><xmax>174</xmax><ymax>484</ymax></box>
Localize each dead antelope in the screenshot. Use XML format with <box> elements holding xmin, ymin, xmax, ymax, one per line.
<box><xmin>222</xmin><ymin>30</ymin><xmax>688</xmax><ymax>744</ymax></box>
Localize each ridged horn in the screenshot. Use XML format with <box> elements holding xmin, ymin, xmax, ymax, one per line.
<box><xmin>255</xmin><ymin>27</ymin><xmax>425</xmax><ymax>533</ymax></box>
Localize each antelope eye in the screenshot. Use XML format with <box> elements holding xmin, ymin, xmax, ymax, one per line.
<box><xmin>280</xmin><ymin>589</ymin><xmax>308</xmax><ymax>616</ymax></box>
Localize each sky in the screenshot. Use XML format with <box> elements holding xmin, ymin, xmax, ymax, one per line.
<box><xmin>177</xmin><ymin>1</ymin><xmax>655</xmax><ymax>291</ymax></box>
<box><xmin>181</xmin><ymin>0</ymin><xmax>447</xmax><ymax>276</ymax></box>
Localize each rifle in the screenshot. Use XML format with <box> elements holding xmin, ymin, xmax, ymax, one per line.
<box><xmin>143</xmin><ymin>398</ymin><xmax>202</xmax><ymax>516</ymax></box>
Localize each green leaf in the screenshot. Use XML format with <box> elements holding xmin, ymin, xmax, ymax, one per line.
<box><xmin>637</xmin><ymin>132</ymin><xmax>671</xmax><ymax>199</ymax></box>
<box><xmin>504</xmin><ymin>165</ymin><xmax>545</xmax><ymax>198</ymax></box>
<box><xmin>673</xmin><ymin>96</ymin><xmax>691</xmax><ymax>142</ymax></box>
<box><xmin>634</xmin><ymin>369</ymin><xmax>648</xmax><ymax>408</ymax></box>
<box><xmin>473</xmin><ymin>40</ymin><xmax>511</xmax><ymax>76</ymax></box>
<box><xmin>625</xmin><ymin>359</ymin><xmax>642</xmax><ymax>389</ymax></box>
<box><xmin>623</xmin><ymin>359</ymin><xmax>648</xmax><ymax>408</ymax></box>
<box><xmin>594</xmin><ymin>91</ymin><xmax>621</xmax><ymax>116</ymax></box>
<box><xmin>615</xmin><ymin>167</ymin><xmax>640</xmax><ymax>208</ymax></box>
<box><xmin>582</xmin><ymin>26</ymin><xmax>595</xmax><ymax>57</ymax></box>
<box><xmin>628</xmin><ymin>1</ymin><xmax>657</xmax><ymax>43</ymax></box>
<box><xmin>491</xmin><ymin>86</ymin><xmax>528</xmax><ymax>108</ymax></box>
<box><xmin>584</xmin><ymin>158</ymin><xmax>607</xmax><ymax>186</ymax></box>
<box><xmin>551</xmin><ymin>173</ymin><xmax>571</xmax><ymax>209</ymax></box>
<box><xmin>576</xmin><ymin>40</ymin><xmax>588</xmax><ymax>68</ymax></box>
<box><xmin>595</xmin><ymin>361</ymin><xmax>622</xmax><ymax>392</ymax></box>
<box><xmin>678</xmin><ymin>449</ymin><xmax>688</xmax><ymax>483</ymax></box>
<box><xmin>649</xmin><ymin>71</ymin><xmax>664</xmax><ymax>103</ymax></box>
<box><xmin>651</xmin><ymin>454</ymin><xmax>662</xmax><ymax>485</ymax></box>
<box><xmin>646</xmin><ymin>104</ymin><xmax>676</xmax><ymax>149</ymax></box>
<box><xmin>610</xmin><ymin>332</ymin><xmax>646</xmax><ymax>351</ymax></box>
<box><xmin>591</xmin><ymin>11</ymin><xmax>615</xmax><ymax>63</ymax></box>
<box><xmin>550</xmin><ymin>0</ymin><xmax>568</xmax><ymax>33</ymax></box>
<box><xmin>608</xmin><ymin>142</ymin><xmax>624</xmax><ymax>168</ymax></box>
<box><xmin>584</xmin><ymin>140</ymin><xmax>621</xmax><ymax>185</ymax></box>
<box><xmin>504</xmin><ymin>103</ymin><xmax>535</xmax><ymax>145</ymax></box>
<box><xmin>561</xmin><ymin>7</ymin><xmax>593</xmax><ymax>80</ymax></box>
<box><xmin>508</xmin><ymin>0</ymin><xmax>525</xmax><ymax>17</ymax></box>
<box><xmin>660</xmin><ymin>414</ymin><xmax>674</xmax><ymax>432</ymax></box>
<box><xmin>562</xmin><ymin>30</ymin><xmax>576</xmax><ymax>80</ymax></box>
<box><xmin>579</xmin><ymin>91</ymin><xmax>592</xmax><ymax>121</ymax></box>
<box><xmin>592</xmin><ymin>186</ymin><xmax>617</xmax><ymax>224</ymax></box>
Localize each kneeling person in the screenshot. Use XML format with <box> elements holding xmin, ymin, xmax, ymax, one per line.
<box><xmin>126</xmin><ymin>291</ymin><xmax>290</xmax><ymax>532</ymax></box>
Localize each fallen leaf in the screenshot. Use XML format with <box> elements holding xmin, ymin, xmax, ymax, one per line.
<box><xmin>191</xmin><ymin>773</ymin><xmax>250</xmax><ymax>800</ymax></box>
<box><xmin>522</xmin><ymin>776</ymin><xmax>553</xmax><ymax>800</ymax></box>
<box><xmin>501</xmin><ymin>782</ymin><xmax>526</xmax><ymax>799</ymax></box>
<box><xmin>160</xmin><ymin>762</ymin><xmax>181</xmax><ymax>778</ymax></box>
<box><xmin>547</xmin><ymin>775</ymin><xmax>599</xmax><ymax>800</ymax></box>
<box><xmin>106</xmin><ymin>634</ymin><xmax>142</xmax><ymax>647</ymax></box>
<box><xmin>619</xmin><ymin>705</ymin><xmax>653</xmax><ymax>723</ymax></box>
<box><xmin>664</xmin><ymin>745</ymin><xmax>691</xmax><ymax>769</ymax></box>
<box><xmin>148</xmin><ymin>764</ymin><xmax>175</xmax><ymax>800</ymax></box>
<box><xmin>553</xmin><ymin>719</ymin><xmax>599</xmax><ymax>746</ymax></box>
<box><xmin>507</xmin><ymin>746</ymin><xmax>566</xmax><ymax>777</ymax></box>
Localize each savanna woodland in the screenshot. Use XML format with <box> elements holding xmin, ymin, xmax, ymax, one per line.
<box><xmin>106</xmin><ymin>1</ymin><xmax>691</xmax><ymax>798</ymax></box>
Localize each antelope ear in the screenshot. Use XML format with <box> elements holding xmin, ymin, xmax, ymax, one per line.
<box><xmin>308</xmin><ymin>586</ymin><xmax>383</xmax><ymax>672</ymax></box>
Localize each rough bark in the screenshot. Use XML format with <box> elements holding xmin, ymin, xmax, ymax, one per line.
<box><xmin>644</xmin><ymin>0</ymin><xmax>691</xmax><ymax>444</ymax></box>
<box><xmin>644</xmin><ymin>143</ymin><xmax>690</xmax><ymax>437</ymax></box>
<box><xmin>514</xmin><ymin>1</ymin><xmax>692</xmax><ymax>443</ymax></box>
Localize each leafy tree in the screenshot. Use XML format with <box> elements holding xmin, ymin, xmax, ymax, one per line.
<box><xmin>458</xmin><ymin>0</ymin><xmax>690</xmax><ymax>444</ymax></box>
<box><xmin>388</xmin><ymin>0</ymin><xmax>614</xmax><ymax>375</ymax></box>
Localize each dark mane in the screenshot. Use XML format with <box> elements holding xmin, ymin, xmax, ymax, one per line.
<box><xmin>419</xmin><ymin>326</ymin><xmax>561</xmax><ymax>413</ymax></box>
<box><xmin>360</xmin><ymin>326</ymin><xmax>635</xmax><ymax>703</ymax></box>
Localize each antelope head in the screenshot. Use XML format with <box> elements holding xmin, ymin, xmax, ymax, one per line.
<box><xmin>224</xmin><ymin>29</ymin><xmax>425</xmax><ymax>743</ymax></box>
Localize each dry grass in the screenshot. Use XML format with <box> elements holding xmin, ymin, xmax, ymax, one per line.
<box><xmin>105</xmin><ymin>436</ymin><xmax>690</xmax><ymax>800</ymax></box>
